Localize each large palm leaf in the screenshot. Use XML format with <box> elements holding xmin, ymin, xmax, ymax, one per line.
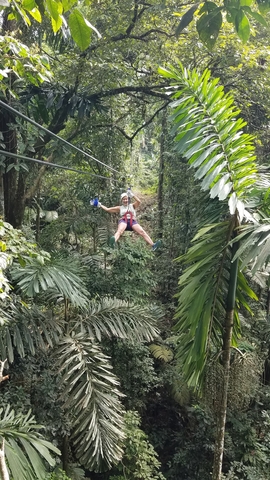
<box><xmin>76</xmin><ymin>297</ymin><xmax>161</xmax><ymax>343</ymax></box>
<box><xmin>159</xmin><ymin>64</ymin><xmax>257</xmax><ymax>216</ymax></box>
<box><xmin>0</xmin><ymin>295</ymin><xmax>161</xmax><ymax>364</ymax></box>
<box><xmin>54</xmin><ymin>334</ymin><xmax>124</xmax><ymax>472</ymax></box>
<box><xmin>0</xmin><ymin>295</ymin><xmax>161</xmax><ymax>472</ymax></box>
<box><xmin>174</xmin><ymin>217</ymin><xmax>257</xmax><ymax>384</ymax></box>
<box><xmin>0</xmin><ymin>301</ymin><xmax>63</xmax><ymax>363</ymax></box>
<box><xmin>0</xmin><ymin>406</ymin><xmax>60</xmax><ymax>480</ymax></box>
<box><xmin>10</xmin><ymin>257</ymin><xmax>89</xmax><ymax>308</ymax></box>
<box><xmin>4</xmin><ymin>250</ymin><xmax>161</xmax><ymax>473</ymax></box>
<box><xmin>54</xmin><ymin>299</ymin><xmax>161</xmax><ymax>471</ymax></box>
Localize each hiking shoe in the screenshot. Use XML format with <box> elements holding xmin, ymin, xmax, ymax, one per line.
<box><xmin>109</xmin><ymin>236</ymin><xmax>116</xmax><ymax>248</ymax></box>
<box><xmin>152</xmin><ymin>240</ymin><xmax>161</xmax><ymax>251</ymax></box>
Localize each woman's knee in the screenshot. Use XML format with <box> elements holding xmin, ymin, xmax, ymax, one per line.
<box><xmin>117</xmin><ymin>224</ymin><xmax>127</xmax><ymax>235</ymax></box>
<box><xmin>134</xmin><ymin>226</ymin><xmax>145</xmax><ymax>236</ymax></box>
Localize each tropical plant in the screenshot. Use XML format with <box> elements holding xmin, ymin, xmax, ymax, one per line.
<box><xmin>1</xmin><ymin>225</ymin><xmax>162</xmax><ymax>474</ymax></box>
<box><xmin>108</xmin><ymin>410</ymin><xmax>165</xmax><ymax>480</ymax></box>
<box><xmin>0</xmin><ymin>406</ymin><xmax>60</xmax><ymax>480</ymax></box>
<box><xmin>158</xmin><ymin>62</ymin><xmax>265</xmax><ymax>479</ymax></box>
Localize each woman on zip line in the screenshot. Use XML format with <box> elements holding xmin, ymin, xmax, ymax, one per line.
<box><xmin>93</xmin><ymin>191</ymin><xmax>161</xmax><ymax>250</ymax></box>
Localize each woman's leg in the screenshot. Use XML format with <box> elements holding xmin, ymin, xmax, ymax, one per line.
<box><xmin>131</xmin><ymin>223</ymin><xmax>154</xmax><ymax>246</ymax></box>
<box><xmin>114</xmin><ymin>222</ymin><xmax>127</xmax><ymax>241</ymax></box>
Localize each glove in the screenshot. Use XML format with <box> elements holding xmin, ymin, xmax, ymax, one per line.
<box><xmin>127</xmin><ymin>188</ymin><xmax>134</xmax><ymax>198</ymax></box>
<box><xmin>90</xmin><ymin>198</ymin><xmax>101</xmax><ymax>207</ymax></box>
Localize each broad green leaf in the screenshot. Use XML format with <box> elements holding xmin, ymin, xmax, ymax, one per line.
<box><xmin>29</xmin><ymin>7</ymin><xmax>42</xmax><ymax>22</ymax></box>
<box><xmin>234</xmin><ymin>10</ymin><xmax>250</xmax><ymax>42</ymax></box>
<box><xmin>197</xmin><ymin>10</ymin><xmax>223</xmax><ymax>50</ymax></box>
<box><xmin>68</xmin><ymin>9</ymin><xmax>92</xmax><ymax>51</ymax></box>
<box><xmin>175</xmin><ymin>3</ymin><xmax>200</xmax><ymax>36</ymax></box>
<box><xmin>62</xmin><ymin>0</ymin><xmax>77</xmax><ymax>12</ymax></box>
<box><xmin>51</xmin><ymin>13</ymin><xmax>62</xmax><ymax>32</ymax></box>
<box><xmin>44</xmin><ymin>0</ymin><xmax>59</xmax><ymax>21</ymax></box>
<box><xmin>22</xmin><ymin>0</ymin><xmax>36</xmax><ymax>10</ymax></box>
<box><xmin>13</xmin><ymin>2</ymin><xmax>31</xmax><ymax>25</ymax></box>
<box><xmin>243</xmin><ymin>7</ymin><xmax>268</xmax><ymax>26</ymax></box>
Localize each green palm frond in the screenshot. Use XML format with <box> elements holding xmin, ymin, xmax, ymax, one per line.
<box><xmin>256</xmin><ymin>166</ymin><xmax>270</xmax><ymax>190</ymax></box>
<box><xmin>233</xmin><ymin>222</ymin><xmax>270</xmax><ymax>274</ymax></box>
<box><xmin>0</xmin><ymin>405</ymin><xmax>60</xmax><ymax>480</ymax></box>
<box><xmin>10</xmin><ymin>257</ymin><xmax>89</xmax><ymax>308</ymax></box>
<box><xmin>77</xmin><ymin>298</ymin><xmax>161</xmax><ymax>343</ymax></box>
<box><xmin>159</xmin><ymin>64</ymin><xmax>258</xmax><ymax>217</ymax></box>
<box><xmin>0</xmin><ymin>302</ymin><xmax>63</xmax><ymax>362</ymax></box>
<box><xmin>174</xmin><ymin>217</ymin><xmax>257</xmax><ymax>386</ymax></box>
<box><xmin>174</xmin><ymin>221</ymin><xmax>231</xmax><ymax>385</ymax></box>
<box><xmin>55</xmin><ymin>334</ymin><xmax>125</xmax><ymax>471</ymax></box>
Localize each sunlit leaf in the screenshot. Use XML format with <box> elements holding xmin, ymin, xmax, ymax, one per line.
<box><xmin>234</xmin><ymin>9</ymin><xmax>250</xmax><ymax>42</ymax></box>
<box><xmin>68</xmin><ymin>8</ymin><xmax>92</xmax><ymax>51</ymax></box>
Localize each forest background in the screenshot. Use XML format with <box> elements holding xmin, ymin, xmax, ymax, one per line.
<box><xmin>1</xmin><ymin>0</ymin><xmax>270</xmax><ymax>479</ymax></box>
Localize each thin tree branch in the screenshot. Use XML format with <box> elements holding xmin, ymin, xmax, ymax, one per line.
<box><xmin>129</xmin><ymin>101</ymin><xmax>170</xmax><ymax>140</ymax></box>
<box><xmin>91</xmin><ymin>84</ymin><xmax>169</xmax><ymax>101</ymax></box>
<box><xmin>129</xmin><ymin>29</ymin><xmax>176</xmax><ymax>40</ymax></box>
<box><xmin>86</xmin><ymin>101</ymin><xmax>170</xmax><ymax>142</ymax></box>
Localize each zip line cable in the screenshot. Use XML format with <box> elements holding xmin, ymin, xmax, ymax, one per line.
<box><xmin>0</xmin><ymin>99</ymin><xmax>121</xmax><ymax>175</ymax></box>
<box><xmin>0</xmin><ymin>150</ymin><xmax>115</xmax><ymax>180</ymax></box>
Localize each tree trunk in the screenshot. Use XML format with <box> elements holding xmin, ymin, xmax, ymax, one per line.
<box><xmin>0</xmin><ymin>441</ymin><xmax>9</xmax><ymax>480</ymax></box>
<box><xmin>212</xmin><ymin>235</ymin><xmax>239</xmax><ymax>480</ymax></box>
<box><xmin>1</xmin><ymin>110</ymin><xmax>18</xmax><ymax>226</ymax></box>
<box><xmin>61</xmin><ymin>435</ymin><xmax>69</xmax><ymax>473</ymax></box>
<box><xmin>157</xmin><ymin>111</ymin><xmax>166</xmax><ymax>238</ymax></box>
<box><xmin>212</xmin><ymin>309</ymin><xmax>233</xmax><ymax>480</ymax></box>
<box><xmin>0</xmin><ymin>170</ymin><xmax>4</xmax><ymax>217</ymax></box>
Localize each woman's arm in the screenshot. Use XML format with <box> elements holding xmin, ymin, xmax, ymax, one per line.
<box><xmin>100</xmin><ymin>204</ymin><xmax>120</xmax><ymax>214</ymax></box>
<box><xmin>131</xmin><ymin>193</ymin><xmax>141</xmax><ymax>209</ymax></box>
